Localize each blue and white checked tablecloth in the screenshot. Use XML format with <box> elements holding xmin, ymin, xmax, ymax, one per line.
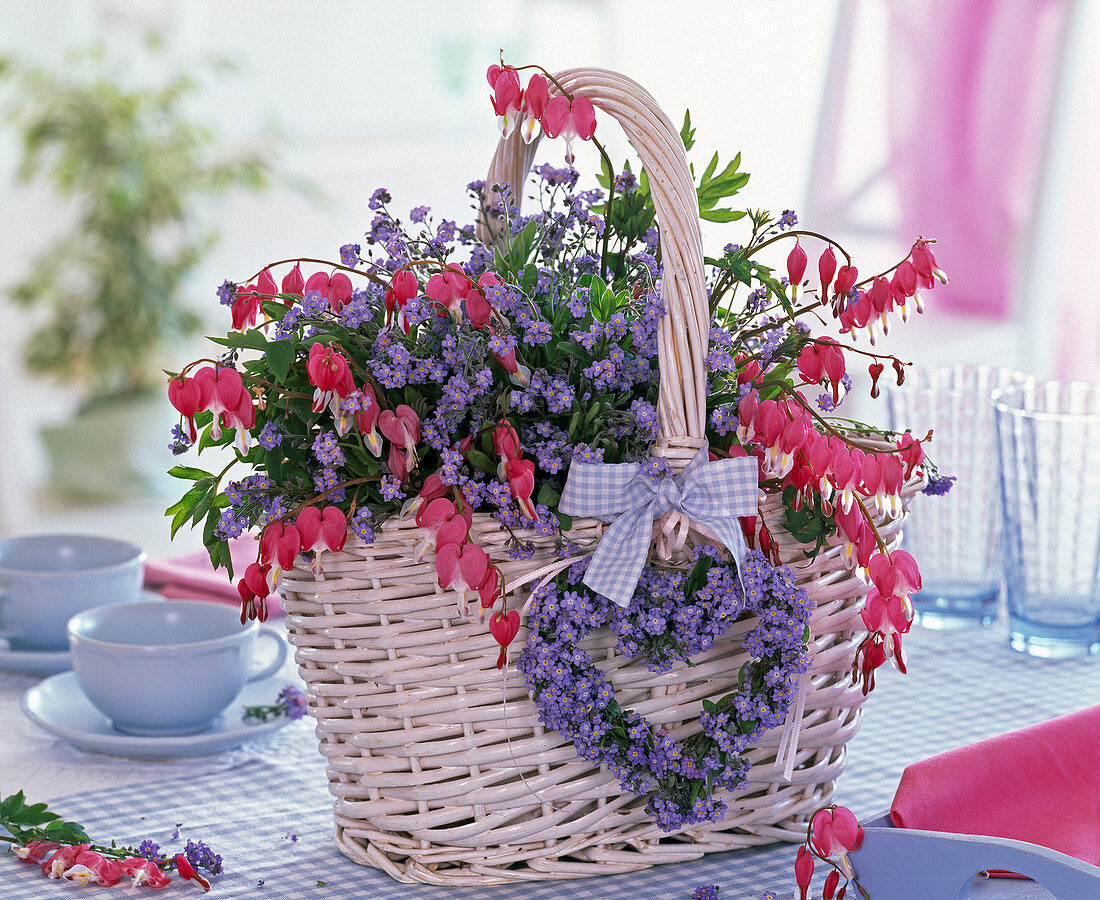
<box><xmin>2</xmin><ymin>619</ymin><xmax>1097</xmax><ymax>899</ymax></box>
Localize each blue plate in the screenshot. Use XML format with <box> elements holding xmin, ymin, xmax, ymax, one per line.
<box><xmin>851</xmin><ymin>811</ymin><xmax>1100</xmax><ymax>898</ymax></box>
<box><xmin>22</xmin><ymin>672</ymin><xmax>296</xmax><ymax>759</ymax></box>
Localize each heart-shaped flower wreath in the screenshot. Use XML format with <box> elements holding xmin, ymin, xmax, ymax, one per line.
<box><xmin>519</xmin><ymin>545</ymin><xmax>813</xmax><ymax>831</ymax></box>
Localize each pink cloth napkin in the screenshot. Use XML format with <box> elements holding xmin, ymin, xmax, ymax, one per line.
<box><xmin>142</xmin><ymin>536</ymin><xmax>284</xmax><ymax>617</ymax></box>
<box><xmin>891</xmin><ymin>704</ymin><xmax>1100</xmax><ymax>866</ymax></box>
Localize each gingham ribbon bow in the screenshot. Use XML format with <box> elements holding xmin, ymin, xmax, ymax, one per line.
<box><xmin>559</xmin><ymin>450</ymin><xmax>759</xmax><ymax>606</ymax></box>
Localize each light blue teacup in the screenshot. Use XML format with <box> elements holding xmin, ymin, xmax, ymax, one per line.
<box><xmin>0</xmin><ymin>534</ymin><xmax>146</xmax><ymax>651</ymax></box>
<box><xmin>68</xmin><ymin>599</ymin><xmax>288</xmax><ymax>736</ymax></box>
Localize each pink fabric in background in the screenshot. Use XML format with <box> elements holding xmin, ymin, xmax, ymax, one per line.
<box><xmin>143</xmin><ymin>535</ymin><xmax>284</xmax><ymax>617</ymax></box>
<box><xmin>886</xmin><ymin>0</ymin><xmax>1070</xmax><ymax>318</ymax></box>
<box><xmin>891</xmin><ymin>704</ymin><xmax>1100</xmax><ymax>865</ymax></box>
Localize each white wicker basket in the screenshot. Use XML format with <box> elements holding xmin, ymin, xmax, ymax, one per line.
<box><xmin>280</xmin><ymin>67</ymin><xmax>917</xmax><ymax>885</ymax></box>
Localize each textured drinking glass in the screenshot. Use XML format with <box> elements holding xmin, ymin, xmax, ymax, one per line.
<box><xmin>993</xmin><ymin>381</ymin><xmax>1100</xmax><ymax>658</ymax></box>
<box><xmin>886</xmin><ymin>365</ymin><xmax>1029</xmax><ymax>629</ymax></box>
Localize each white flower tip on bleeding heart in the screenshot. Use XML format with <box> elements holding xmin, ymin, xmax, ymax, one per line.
<box><xmin>233</xmin><ymin>427</ymin><xmax>250</xmax><ymax>455</ymax></box>
<box><xmin>365</xmin><ymin>432</ymin><xmax>383</xmax><ymax>457</ymax></box>
<box><xmin>399</xmin><ymin>496</ymin><xmax>422</xmax><ymax>519</ymax></box>
<box><xmin>509</xmin><ymin>364</ymin><xmax>532</xmax><ymax>388</ymax></box>
<box><xmin>520</xmin><ymin>115</ymin><xmax>542</xmax><ymax>144</ymax></box>
<box><xmin>413</xmin><ymin>537</ymin><xmax>432</xmax><ymax>563</ymax></box>
<box><xmin>497</xmin><ymin>113</ymin><xmax>516</xmax><ymax>140</ymax></box>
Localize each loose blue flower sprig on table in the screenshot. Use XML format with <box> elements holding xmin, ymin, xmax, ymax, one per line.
<box><xmin>242</xmin><ymin>684</ymin><xmax>308</xmax><ymax>723</ymax></box>
<box><xmin>518</xmin><ymin>545</ymin><xmax>813</xmax><ymax>831</ymax></box>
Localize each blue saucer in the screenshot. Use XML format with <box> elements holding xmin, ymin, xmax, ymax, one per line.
<box><xmin>0</xmin><ymin>645</ymin><xmax>72</xmax><ymax>677</ymax></box>
<box><xmin>22</xmin><ymin>672</ymin><xmax>297</xmax><ymax>759</ymax></box>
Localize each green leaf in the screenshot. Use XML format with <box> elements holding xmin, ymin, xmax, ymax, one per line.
<box><xmin>537</xmin><ymin>484</ymin><xmax>561</xmax><ymax>507</ymax></box>
<box><xmin>168</xmin><ymin>465</ymin><xmax>213</xmax><ymax>481</ymax></box>
<box><xmin>700</xmin><ymin>208</ymin><xmax>747</xmax><ymax>223</ymax></box>
<box><xmin>265</xmin><ymin>339</ymin><xmax>294</xmax><ymax>382</ymax></box>
<box><xmin>224</xmin><ymin>329</ymin><xmax>269</xmax><ymax>352</ymax></box>
<box><xmin>679</xmin><ymin>109</ymin><xmax>696</xmax><ymax>152</ymax></box>
<box><xmin>556</xmin><ymin>512</ymin><xmax>573</xmax><ymax>532</ymax></box>
<box><xmin>466</xmin><ymin>448</ymin><xmax>497</xmax><ymax>476</ymax></box>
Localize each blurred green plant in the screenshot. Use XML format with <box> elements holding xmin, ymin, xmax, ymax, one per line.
<box><xmin>1</xmin><ymin>43</ymin><xmax>270</xmax><ymax>404</ymax></box>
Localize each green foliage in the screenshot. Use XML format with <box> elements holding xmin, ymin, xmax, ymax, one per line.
<box><xmin>2</xmin><ymin>43</ymin><xmax>269</xmax><ymax>401</ymax></box>
<box><xmin>0</xmin><ymin>791</ymin><xmax>90</xmax><ymax>846</ymax></box>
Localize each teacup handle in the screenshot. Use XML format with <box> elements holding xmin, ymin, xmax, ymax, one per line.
<box><xmin>248</xmin><ymin>627</ymin><xmax>289</xmax><ymax>682</ymax></box>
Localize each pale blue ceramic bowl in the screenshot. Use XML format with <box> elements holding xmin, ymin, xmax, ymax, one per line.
<box><xmin>0</xmin><ymin>534</ymin><xmax>145</xmax><ymax>651</ymax></box>
<box><xmin>67</xmin><ymin>599</ymin><xmax>287</xmax><ymax>736</ymax></box>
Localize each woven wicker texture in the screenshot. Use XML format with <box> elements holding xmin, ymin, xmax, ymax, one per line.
<box><xmin>281</xmin><ymin>67</ymin><xmax>915</xmax><ymax>884</ymax></box>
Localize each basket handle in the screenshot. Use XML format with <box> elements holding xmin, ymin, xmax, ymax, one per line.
<box><xmin>479</xmin><ymin>68</ymin><xmax>710</xmax><ymax>474</ymax></box>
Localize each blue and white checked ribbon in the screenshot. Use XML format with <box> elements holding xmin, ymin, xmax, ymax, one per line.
<box><xmin>559</xmin><ymin>449</ymin><xmax>759</xmax><ymax>606</ymax></box>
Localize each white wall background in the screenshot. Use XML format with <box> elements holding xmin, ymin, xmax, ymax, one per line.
<box><xmin>0</xmin><ymin>0</ymin><xmax>1095</xmax><ymax>550</ymax></box>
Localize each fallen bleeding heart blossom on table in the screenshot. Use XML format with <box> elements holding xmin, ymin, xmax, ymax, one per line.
<box><xmin>2</xmin><ymin>791</ymin><xmax>222</xmax><ymax>892</ymax></box>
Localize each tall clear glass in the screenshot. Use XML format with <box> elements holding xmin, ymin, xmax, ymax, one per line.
<box><xmin>993</xmin><ymin>380</ymin><xmax>1100</xmax><ymax>657</ymax></box>
<box><xmin>886</xmin><ymin>365</ymin><xmax>1029</xmax><ymax>629</ymax></box>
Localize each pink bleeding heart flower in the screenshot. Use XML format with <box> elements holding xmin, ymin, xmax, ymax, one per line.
<box><xmin>896</xmin><ymin>432</ymin><xmax>925</xmax><ymax>480</ymax></box>
<box><xmin>435</xmin><ymin>541</ymin><xmax>491</xmax><ymax>612</ymax></box>
<box><xmin>378</xmin><ymin>404</ymin><xmax>421</xmax><ymax>482</ymax></box>
<box><xmin>192</xmin><ymin>366</ymin><xmax>246</xmax><ymax>442</ymax></box>
<box><xmin>795</xmin><ymin>338</ymin><xmax>848</xmax><ymax>405</ymax></box>
<box><xmin>786</xmin><ymin>240</ymin><xmax>808</xmax><ymax>301</ymax></box>
<box><xmin>12</xmin><ymin>841</ymin><xmax>61</xmax><ymax>864</ymax></box>
<box><xmin>488</xmin><ymin>609</ymin><xmax>521</xmax><ymax>669</ymax></box>
<box><xmin>175</xmin><ymin>854</ymin><xmax>212</xmax><ymax>892</ymax></box>
<box><xmin>464</xmin><ymin>287</ymin><xmax>493</xmax><ymax>329</ymax></box>
<box><xmin>307</xmin><ymin>343</ymin><xmax>355</xmax><ymax>414</ymax></box>
<box><xmin>823</xmin><ymin>868</ymin><xmax>841</xmax><ymax>900</ymax></box>
<box><xmin>296</xmin><ymin>506</ymin><xmax>348</xmax><ymax>574</ymax></box>
<box><xmin>426</xmin><ymin>265</ymin><xmax>471</xmax><ymax>321</ymax></box>
<box><xmin>519</xmin><ymin>73</ymin><xmax>550</xmax><ymax>143</ymax></box>
<box><xmin>281</xmin><ymin>262</ymin><xmax>305</xmax><ymax>296</ymax></box>
<box><xmin>893</xmin><ymin>259</ymin><xmax>920</xmax><ymax>322</ymax></box>
<box><xmin>304</xmin><ymin>269</ymin><xmax>330</xmax><ymax>297</ymax></box>
<box><xmin>221</xmin><ymin>386</ymin><xmax>256</xmax><ymax>454</ymax></box>
<box><xmin>385</xmin><ymin>269</ymin><xmax>419</xmax><ymax>331</ymax></box>
<box><xmin>855</xmin><ymin>633</ymin><xmax>889</xmax><ymax>694</ymax></box>
<box><xmin>795</xmin><ymin>844</ymin><xmax>814</xmax><ymax>900</ymax></box>
<box><xmin>415</xmin><ymin>497</ymin><xmax>471</xmax><ymax>557</ymax></box>
<box><xmin>818</xmin><ymin>246</ymin><xmax>838</xmax><ymax>298</ymax></box>
<box><xmin>351</xmin><ymin>385</ymin><xmax>383</xmax><ymax>455</ymax></box>
<box><xmin>868</xmin><ymin>549</ymin><xmax>922</xmax><ymax>600</ymax></box>
<box><xmin>868</xmin><ymin>361</ymin><xmax>885</xmax><ymax>398</ymax></box>
<box><xmin>230</xmin><ymin>283</ymin><xmax>261</xmax><ymax>331</ymax></box>
<box><xmin>910</xmin><ymin>242</ymin><xmax>948</xmax><ymax>286</ymax></box>
<box><xmin>487</xmin><ymin>64</ymin><xmax>523</xmax><ymax>138</ymax></box>
<box><xmin>260</xmin><ymin>520</ymin><xmax>300</xmax><ymax>573</ymax></box>
<box><xmin>735</xmin><ymin>389</ymin><xmax>760</xmax><ymax>445</ymax></box>
<box><xmin>542</xmin><ymin>94</ymin><xmax>597</xmax><ymax>165</ymax></box>
<box><xmin>120</xmin><ymin>857</ymin><xmax>172</xmax><ymax>888</ymax></box>
<box><xmin>42</xmin><ymin>844</ymin><xmax>89</xmax><ymax>879</ymax></box>
<box><xmin>237</xmin><ymin>562</ymin><xmax>273</xmax><ymax>623</ymax></box>
<box><xmin>809</xmin><ymin>805</ymin><xmax>863</xmax><ymax>879</ymax></box>
<box><xmin>493</xmin><ymin>421</ymin><xmax>522</xmax><ymax>477</ymax></box>
<box><xmin>478</xmin><ymin>565</ymin><xmax>501</xmax><ymax>611</ymax></box>
<box><xmin>400</xmin><ymin>470</ymin><xmax>448</xmax><ymax>519</ymax></box>
<box><xmin>490</xmin><ymin>341</ymin><xmax>530</xmax><ymax>387</ymax></box>
<box><xmin>63</xmin><ymin>850</ymin><xmax>124</xmax><ymax>887</ymax></box>
<box><xmin>861</xmin><ymin>586</ymin><xmax>913</xmax><ymax>639</ymax></box>
<box><xmin>505</xmin><ymin>457</ymin><xmax>537</xmax><ymax>520</ymax></box>
<box><xmin>257</xmin><ymin>268</ymin><xmax>278</xmax><ymax>299</ymax></box>
<box><xmin>168</xmin><ymin>373</ymin><xmax>213</xmax><ymax>443</ymax></box>
<box><xmin>328</xmin><ymin>272</ymin><xmax>353</xmax><ymax>313</ymax></box>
